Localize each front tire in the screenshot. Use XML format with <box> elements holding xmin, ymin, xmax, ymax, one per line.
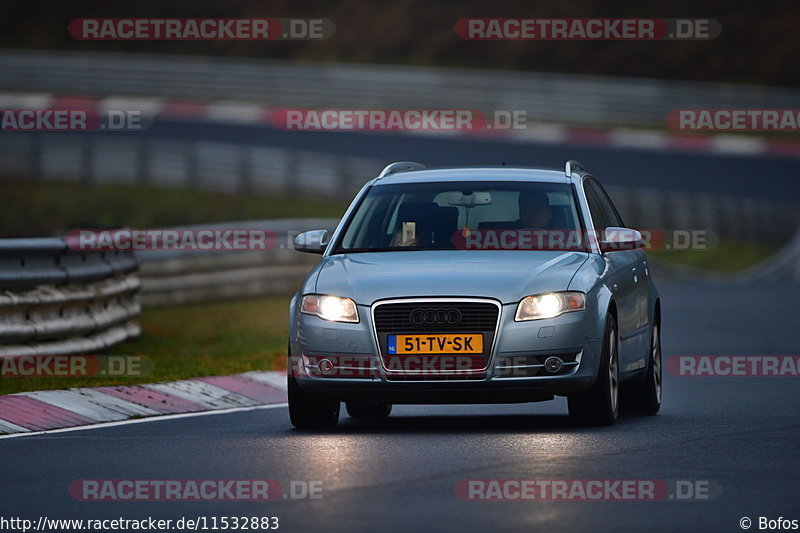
<box><xmin>288</xmin><ymin>376</ymin><xmax>340</xmax><ymax>430</ymax></box>
<box><xmin>568</xmin><ymin>313</ymin><xmax>619</xmax><ymax>426</ymax></box>
<box><xmin>623</xmin><ymin>320</ymin><xmax>662</xmax><ymax>415</ymax></box>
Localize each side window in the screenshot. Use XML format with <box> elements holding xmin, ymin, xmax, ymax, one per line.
<box><xmin>583</xmin><ymin>181</ymin><xmax>611</xmax><ymax>231</ymax></box>
<box><xmin>589</xmin><ymin>179</ymin><xmax>624</xmax><ymax>228</ymax></box>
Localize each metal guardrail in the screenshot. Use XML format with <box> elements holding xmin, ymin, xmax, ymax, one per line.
<box><xmin>0</xmin><ymin>133</ymin><xmax>378</xmax><ymax>201</ymax></box>
<box><xmin>2</xmin><ymin>50</ymin><xmax>800</xmax><ymax>127</ymax></box>
<box><xmin>0</xmin><ymin>240</ymin><xmax>141</xmax><ymax>357</ymax></box>
<box><xmin>0</xmin><ymin>239</ymin><xmax>139</xmax><ymax>289</ymax></box>
<box><xmin>136</xmin><ymin>219</ymin><xmax>337</xmax><ymax>305</ymax></box>
<box><xmin>1</xmin><ymin>129</ymin><xmax>794</xmax><ymax>246</ymax></box>
<box><xmin>603</xmin><ymin>186</ymin><xmax>797</xmax><ymax>247</ymax></box>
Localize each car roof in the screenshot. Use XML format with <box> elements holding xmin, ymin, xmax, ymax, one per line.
<box><xmin>372</xmin><ymin>167</ymin><xmax>572</xmax><ymax>186</ymax></box>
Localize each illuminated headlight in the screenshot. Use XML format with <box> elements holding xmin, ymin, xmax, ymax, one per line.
<box><xmin>515</xmin><ymin>292</ymin><xmax>585</xmax><ymax>321</ymax></box>
<box><xmin>301</xmin><ymin>294</ymin><xmax>359</xmax><ymax>323</ymax></box>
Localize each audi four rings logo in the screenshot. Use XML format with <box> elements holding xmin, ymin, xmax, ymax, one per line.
<box><xmin>409</xmin><ymin>308</ymin><xmax>463</xmax><ymax>326</ymax></box>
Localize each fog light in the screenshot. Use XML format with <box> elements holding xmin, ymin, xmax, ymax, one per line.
<box><xmin>318</xmin><ymin>358</ymin><xmax>335</xmax><ymax>375</ymax></box>
<box><xmin>544</xmin><ymin>356</ymin><xmax>563</xmax><ymax>373</ymax></box>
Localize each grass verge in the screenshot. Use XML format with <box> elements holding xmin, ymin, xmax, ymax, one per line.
<box><xmin>647</xmin><ymin>242</ymin><xmax>779</xmax><ymax>273</ymax></box>
<box><xmin>0</xmin><ymin>297</ymin><xmax>290</xmax><ymax>395</ymax></box>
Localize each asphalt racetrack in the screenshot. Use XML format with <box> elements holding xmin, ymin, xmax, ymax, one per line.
<box><xmin>2</xmin><ymin>282</ymin><xmax>798</xmax><ymax>532</ymax></box>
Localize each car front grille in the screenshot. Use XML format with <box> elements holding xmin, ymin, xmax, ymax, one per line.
<box><xmin>372</xmin><ymin>300</ymin><xmax>500</xmax><ymax>380</ymax></box>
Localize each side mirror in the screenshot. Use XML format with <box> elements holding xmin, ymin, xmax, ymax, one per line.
<box><xmin>294</xmin><ymin>230</ymin><xmax>329</xmax><ymax>254</ymax></box>
<box><xmin>599</xmin><ymin>227</ymin><xmax>644</xmax><ymax>253</ymax></box>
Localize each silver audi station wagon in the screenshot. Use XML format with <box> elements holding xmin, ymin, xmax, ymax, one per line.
<box><xmin>288</xmin><ymin>161</ymin><xmax>662</xmax><ymax>429</ymax></box>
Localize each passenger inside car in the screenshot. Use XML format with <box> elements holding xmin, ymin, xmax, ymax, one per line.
<box><xmin>391</xmin><ymin>201</ymin><xmax>458</xmax><ymax>248</ymax></box>
<box><xmin>477</xmin><ymin>191</ymin><xmax>553</xmax><ymax>230</ymax></box>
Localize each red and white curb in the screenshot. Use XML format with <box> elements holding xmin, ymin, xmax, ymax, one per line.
<box><xmin>2</xmin><ymin>92</ymin><xmax>800</xmax><ymax>158</ymax></box>
<box><xmin>0</xmin><ymin>371</ymin><xmax>287</xmax><ymax>436</ymax></box>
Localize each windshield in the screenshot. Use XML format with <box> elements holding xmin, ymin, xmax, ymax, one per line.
<box><xmin>334</xmin><ymin>180</ymin><xmax>586</xmax><ymax>253</ymax></box>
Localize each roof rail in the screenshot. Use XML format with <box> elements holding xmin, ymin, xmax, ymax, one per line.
<box><xmin>378</xmin><ymin>161</ymin><xmax>426</xmax><ymax>178</ymax></box>
<box><xmin>564</xmin><ymin>160</ymin><xmax>585</xmax><ymax>177</ymax></box>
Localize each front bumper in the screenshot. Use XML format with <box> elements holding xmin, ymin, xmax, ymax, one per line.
<box><xmin>291</xmin><ymin>299</ymin><xmax>603</xmax><ymax>404</ymax></box>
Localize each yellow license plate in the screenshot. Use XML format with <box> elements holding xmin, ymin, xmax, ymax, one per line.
<box><xmin>387</xmin><ymin>334</ymin><xmax>483</xmax><ymax>354</ymax></box>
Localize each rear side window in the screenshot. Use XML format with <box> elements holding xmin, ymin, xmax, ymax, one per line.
<box><xmin>589</xmin><ymin>179</ymin><xmax>624</xmax><ymax>228</ymax></box>
<box><xmin>583</xmin><ymin>181</ymin><xmax>612</xmax><ymax>231</ymax></box>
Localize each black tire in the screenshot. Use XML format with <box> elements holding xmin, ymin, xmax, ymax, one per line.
<box><xmin>568</xmin><ymin>313</ymin><xmax>619</xmax><ymax>426</ymax></box>
<box><xmin>346</xmin><ymin>401</ymin><xmax>392</xmax><ymax>419</ymax></box>
<box><xmin>622</xmin><ymin>320</ymin><xmax>662</xmax><ymax>415</ymax></box>
<box><xmin>288</xmin><ymin>376</ymin><xmax>340</xmax><ymax>430</ymax></box>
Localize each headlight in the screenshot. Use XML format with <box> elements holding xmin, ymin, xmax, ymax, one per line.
<box><xmin>301</xmin><ymin>294</ymin><xmax>359</xmax><ymax>323</ymax></box>
<box><xmin>515</xmin><ymin>292</ymin><xmax>585</xmax><ymax>321</ymax></box>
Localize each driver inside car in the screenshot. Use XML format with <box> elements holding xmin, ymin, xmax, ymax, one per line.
<box><xmin>516</xmin><ymin>190</ymin><xmax>553</xmax><ymax>229</ymax></box>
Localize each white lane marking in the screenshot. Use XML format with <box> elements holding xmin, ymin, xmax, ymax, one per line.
<box><xmin>145</xmin><ymin>380</ymin><xmax>260</xmax><ymax>409</ymax></box>
<box><xmin>241</xmin><ymin>371</ymin><xmax>288</xmax><ymax>392</ymax></box>
<box><xmin>0</xmin><ymin>403</ymin><xmax>288</xmax><ymax>440</ymax></box>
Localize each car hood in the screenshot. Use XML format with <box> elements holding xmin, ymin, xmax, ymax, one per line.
<box><xmin>314</xmin><ymin>251</ymin><xmax>589</xmax><ymax>305</ymax></box>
